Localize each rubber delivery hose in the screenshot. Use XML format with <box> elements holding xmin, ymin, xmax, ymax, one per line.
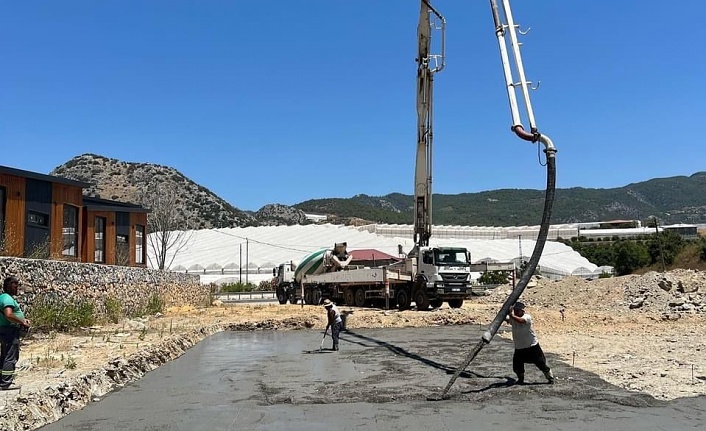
<box><xmin>429</xmin><ymin>147</ymin><xmax>557</xmax><ymax>400</ymax></box>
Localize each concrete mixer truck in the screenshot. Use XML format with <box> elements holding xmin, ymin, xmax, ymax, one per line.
<box><xmin>274</xmin><ymin>242</ymin><xmax>473</xmax><ymax>311</ymax></box>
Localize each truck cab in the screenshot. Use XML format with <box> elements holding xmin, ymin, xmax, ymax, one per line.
<box><xmin>414</xmin><ymin>246</ymin><xmax>472</xmax><ymax>309</ymax></box>
<box><xmin>273</xmin><ymin>261</ymin><xmax>297</xmax><ymax>304</ymax></box>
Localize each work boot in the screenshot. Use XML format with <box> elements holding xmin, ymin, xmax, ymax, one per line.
<box><xmin>515</xmin><ymin>374</ymin><xmax>525</xmax><ymax>385</ymax></box>
<box><xmin>333</xmin><ymin>344</ymin><xmax>339</xmax><ymax>351</ymax></box>
<box><xmin>0</xmin><ymin>383</ymin><xmax>21</xmax><ymax>391</ymax></box>
<box><xmin>544</xmin><ymin>369</ymin><xmax>555</xmax><ymax>384</ymax></box>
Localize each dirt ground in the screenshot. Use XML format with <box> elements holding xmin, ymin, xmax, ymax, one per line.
<box><xmin>11</xmin><ymin>268</ymin><xmax>706</xmax><ymax>402</ymax></box>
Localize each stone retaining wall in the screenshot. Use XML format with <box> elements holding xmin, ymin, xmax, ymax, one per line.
<box><xmin>0</xmin><ymin>257</ymin><xmax>207</xmax><ymax>319</ymax></box>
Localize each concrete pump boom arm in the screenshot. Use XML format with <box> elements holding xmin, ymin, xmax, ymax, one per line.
<box><xmin>413</xmin><ymin>0</ymin><xmax>446</xmax><ymax>252</ymax></box>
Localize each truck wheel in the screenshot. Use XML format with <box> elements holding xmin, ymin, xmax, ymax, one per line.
<box><xmin>312</xmin><ymin>289</ymin><xmax>322</xmax><ymax>305</ymax></box>
<box><xmin>448</xmin><ymin>299</ymin><xmax>464</xmax><ymax>308</ymax></box>
<box><xmin>304</xmin><ymin>289</ymin><xmax>312</xmax><ymax>305</ymax></box>
<box><xmin>396</xmin><ymin>289</ymin><xmax>411</xmax><ymax>311</ymax></box>
<box><xmin>430</xmin><ymin>298</ymin><xmax>443</xmax><ymax>309</ymax></box>
<box><xmin>354</xmin><ymin>288</ymin><xmax>366</xmax><ymax>307</ymax></box>
<box><xmin>276</xmin><ymin>288</ymin><xmax>287</xmax><ymax>305</ymax></box>
<box><xmin>415</xmin><ymin>290</ymin><xmax>430</xmax><ymax>311</ymax></box>
<box><xmin>344</xmin><ymin>288</ymin><xmax>355</xmax><ymax>306</ymax></box>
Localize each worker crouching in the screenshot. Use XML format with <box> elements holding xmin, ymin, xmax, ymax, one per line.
<box><xmin>323</xmin><ymin>299</ymin><xmax>343</xmax><ymax>351</ymax></box>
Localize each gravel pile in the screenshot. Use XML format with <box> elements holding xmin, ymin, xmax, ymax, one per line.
<box><xmin>479</xmin><ymin>269</ymin><xmax>706</xmax><ymax>320</ymax></box>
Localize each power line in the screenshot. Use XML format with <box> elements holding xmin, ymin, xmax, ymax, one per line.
<box><xmin>207</xmin><ymin>230</ymin><xmax>311</xmax><ymax>253</ymax></box>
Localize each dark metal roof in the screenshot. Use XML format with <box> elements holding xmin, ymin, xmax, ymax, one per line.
<box><xmin>83</xmin><ymin>196</ymin><xmax>149</xmax><ymax>213</ymax></box>
<box><xmin>0</xmin><ymin>164</ymin><xmax>90</xmax><ymax>188</ymax></box>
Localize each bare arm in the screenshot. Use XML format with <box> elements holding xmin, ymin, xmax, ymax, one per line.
<box><xmin>3</xmin><ymin>307</ymin><xmax>30</xmax><ymax>327</ymax></box>
<box><xmin>325</xmin><ymin>309</ymin><xmax>334</xmax><ymax>330</ymax></box>
<box><xmin>507</xmin><ymin>309</ymin><xmax>527</xmax><ymax>324</ymax></box>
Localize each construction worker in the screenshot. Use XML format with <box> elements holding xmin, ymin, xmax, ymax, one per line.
<box><xmin>323</xmin><ymin>299</ymin><xmax>342</xmax><ymax>351</ymax></box>
<box><xmin>1</xmin><ymin>276</ymin><xmax>31</xmax><ymax>391</ymax></box>
<box><xmin>506</xmin><ymin>301</ymin><xmax>554</xmax><ymax>385</ymax></box>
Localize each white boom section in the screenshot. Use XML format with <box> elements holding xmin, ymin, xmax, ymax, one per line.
<box><xmin>413</xmin><ymin>0</ymin><xmax>446</xmax><ymax>251</ymax></box>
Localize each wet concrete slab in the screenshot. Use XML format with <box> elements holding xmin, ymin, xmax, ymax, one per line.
<box><xmin>38</xmin><ymin>326</ymin><xmax>706</xmax><ymax>430</ymax></box>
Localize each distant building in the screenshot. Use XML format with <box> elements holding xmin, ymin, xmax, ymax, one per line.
<box><xmin>576</xmin><ymin>227</ymin><xmax>659</xmax><ymax>240</ymax></box>
<box><xmin>662</xmin><ymin>224</ymin><xmax>698</xmax><ymax>239</ymax></box>
<box><xmin>0</xmin><ymin>164</ymin><xmax>148</xmax><ymax>266</ymax></box>
<box><xmin>304</xmin><ymin>213</ymin><xmax>327</xmax><ymax>223</ymax></box>
<box><xmin>82</xmin><ymin>196</ymin><xmax>150</xmax><ymax>266</ymax></box>
<box><xmin>596</xmin><ymin>220</ymin><xmax>642</xmax><ymax>229</ymax></box>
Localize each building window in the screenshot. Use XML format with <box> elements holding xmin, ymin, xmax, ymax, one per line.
<box><xmin>95</xmin><ymin>216</ymin><xmax>106</xmax><ymax>263</ymax></box>
<box><xmin>135</xmin><ymin>224</ymin><xmax>145</xmax><ymax>264</ymax></box>
<box><xmin>62</xmin><ymin>205</ymin><xmax>78</xmax><ymax>257</ymax></box>
<box><xmin>116</xmin><ymin>234</ymin><xmax>129</xmax><ymax>266</ymax></box>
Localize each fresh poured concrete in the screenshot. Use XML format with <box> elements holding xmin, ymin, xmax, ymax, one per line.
<box><xmin>38</xmin><ymin>326</ymin><xmax>706</xmax><ymax>430</ymax></box>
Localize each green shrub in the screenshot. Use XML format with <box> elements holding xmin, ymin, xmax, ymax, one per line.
<box><xmin>220</xmin><ymin>282</ymin><xmax>256</xmax><ymax>293</ymax></box>
<box><xmin>145</xmin><ymin>293</ymin><xmax>165</xmax><ymax>315</ymax></box>
<box><xmin>104</xmin><ymin>296</ymin><xmax>123</xmax><ymax>324</ymax></box>
<box><xmin>614</xmin><ymin>240</ymin><xmax>650</xmax><ymax>275</ymax></box>
<box><xmin>125</xmin><ymin>293</ymin><xmax>165</xmax><ymax>318</ymax></box>
<box><xmin>65</xmin><ymin>356</ymin><xmax>77</xmax><ymax>369</ymax></box>
<box><xmin>28</xmin><ymin>295</ymin><xmax>96</xmax><ymax>332</ymax></box>
<box><xmin>477</xmin><ymin>270</ymin><xmax>510</xmax><ymax>285</ymax></box>
<box><xmin>257</xmin><ymin>279</ymin><xmax>274</xmax><ymax>291</ymax></box>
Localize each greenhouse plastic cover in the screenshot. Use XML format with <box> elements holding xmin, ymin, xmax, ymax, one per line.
<box><xmin>148</xmin><ymin>224</ymin><xmax>605</xmax><ymax>282</ymax></box>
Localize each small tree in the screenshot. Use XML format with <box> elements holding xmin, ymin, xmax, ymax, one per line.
<box><xmin>140</xmin><ymin>184</ymin><xmax>193</xmax><ymax>270</ymax></box>
<box><xmin>478</xmin><ymin>270</ymin><xmax>510</xmax><ymax>285</ymax></box>
<box><xmin>613</xmin><ymin>240</ymin><xmax>650</xmax><ymax>276</ymax></box>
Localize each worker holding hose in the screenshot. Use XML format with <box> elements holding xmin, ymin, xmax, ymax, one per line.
<box><xmin>506</xmin><ymin>302</ymin><xmax>555</xmax><ymax>385</ymax></box>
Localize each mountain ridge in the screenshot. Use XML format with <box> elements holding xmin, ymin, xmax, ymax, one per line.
<box><xmin>50</xmin><ymin>154</ymin><xmax>706</xmax><ymax>228</ymax></box>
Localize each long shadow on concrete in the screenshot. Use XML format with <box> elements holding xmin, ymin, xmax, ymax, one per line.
<box><xmin>341</xmin><ymin>329</ymin><xmax>482</xmax><ymax>379</ymax></box>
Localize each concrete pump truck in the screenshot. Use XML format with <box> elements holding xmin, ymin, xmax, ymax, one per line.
<box><xmin>274</xmin><ymin>1</ymin><xmax>474</xmax><ymax>311</ymax></box>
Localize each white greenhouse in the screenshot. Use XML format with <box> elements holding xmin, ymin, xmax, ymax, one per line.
<box><xmin>147</xmin><ymin>224</ymin><xmax>609</xmax><ymax>285</ymax></box>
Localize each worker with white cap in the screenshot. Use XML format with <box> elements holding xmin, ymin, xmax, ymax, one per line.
<box><xmin>323</xmin><ymin>299</ymin><xmax>343</xmax><ymax>351</ymax></box>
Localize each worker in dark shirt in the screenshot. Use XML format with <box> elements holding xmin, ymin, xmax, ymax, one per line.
<box><xmin>323</xmin><ymin>299</ymin><xmax>343</xmax><ymax>351</ymax></box>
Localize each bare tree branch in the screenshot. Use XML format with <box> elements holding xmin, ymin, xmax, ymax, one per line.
<box><xmin>140</xmin><ymin>184</ymin><xmax>194</xmax><ymax>270</ymax></box>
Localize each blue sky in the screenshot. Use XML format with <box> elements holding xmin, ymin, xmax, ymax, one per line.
<box><xmin>2</xmin><ymin>1</ymin><xmax>704</xmax><ymax>211</ymax></box>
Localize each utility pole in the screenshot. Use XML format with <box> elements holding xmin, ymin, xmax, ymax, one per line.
<box><xmin>239</xmin><ymin>243</ymin><xmax>243</xmax><ymax>283</ymax></box>
<box><xmin>653</xmin><ymin>217</ymin><xmax>666</xmax><ymax>273</ymax></box>
<box><xmin>246</xmin><ymin>238</ymin><xmax>249</xmax><ymax>285</ymax></box>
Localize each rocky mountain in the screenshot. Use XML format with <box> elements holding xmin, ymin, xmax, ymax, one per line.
<box><xmin>255</xmin><ymin>204</ymin><xmax>308</xmax><ymax>226</ymax></box>
<box><xmin>51</xmin><ymin>154</ymin><xmax>258</xmax><ymax>229</ymax></box>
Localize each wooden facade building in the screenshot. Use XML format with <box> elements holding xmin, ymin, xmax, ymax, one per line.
<box><xmin>0</xmin><ymin>165</ymin><xmax>148</xmax><ymax>267</ymax></box>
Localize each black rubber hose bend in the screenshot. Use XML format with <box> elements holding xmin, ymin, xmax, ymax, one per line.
<box><xmin>431</xmin><ymin>146</ymin><xmax>557</xmax><ymax>400</ymax></box>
